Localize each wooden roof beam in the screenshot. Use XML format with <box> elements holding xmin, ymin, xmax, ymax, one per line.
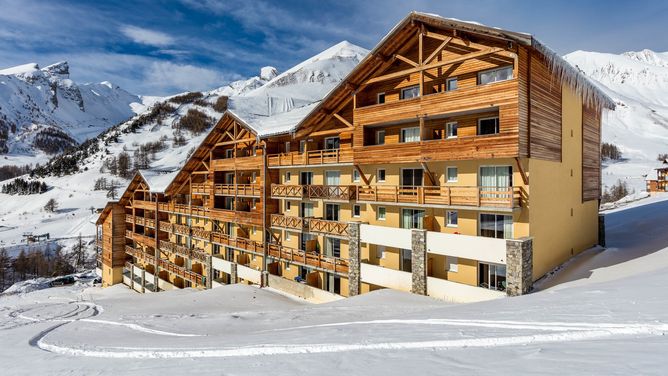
<box><xmin>424</xmin><ymin>36</ymin><xmax>453</xmax><ymax>65</ymax></box>
<box><xmin>363</xmin><ymin>47</ymin><xmax>503</xmax><ymax>86</ymax></box>
<box><xmin>332</xmin><ymin>113</ymin><xmax>354</xmax><ymax>129</ymax></box>
<box><xmin>394</xmin><ymin>53</ymin><xmax>418</xmax><ymax>67</ymax></box>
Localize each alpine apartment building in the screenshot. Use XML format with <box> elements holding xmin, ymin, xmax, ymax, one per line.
<box><xmin>96</xmin><ymin>12</ymin><xmax>614</xmax><ymax>303</ymax></box>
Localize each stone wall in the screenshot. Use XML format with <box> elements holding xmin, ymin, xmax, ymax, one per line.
<box><xmin>348</xmin><ymin>222</ymin><xmax>361</xmax><ymax>296</ymax></box>
<box><xmin>505</xmin><ymin>237</ymin><xmax>533</xmax><ymax>296</ymax></box>
<box><xmin>411</xmin><ymin>229</ymin><xmax>427</xmax><ymax>295</ymax></box>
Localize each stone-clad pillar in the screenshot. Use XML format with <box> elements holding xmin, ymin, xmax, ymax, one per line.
<box><xmin>230</xmin><ymin>263</ymin><xmax>238</xmax><ymax>284</ymax></box>
<box><xmin>206</xmin><ymin>255</ymin><xmax>213</xmax><ymax>289</ymax></box>
<box><xmin>347</xmin><ymin>222</ymin><xmax>361</xmax><ymax>297</ymax></box>
<box><xmin>505</xmin><ymin>237</ymin><xmax>533</xmax><ymax>296</ymax></box>
<box><xmin>411</xmin><ymin>229</ymin><xmax>427</xmax><ymax>295</ymax></box>
<box><xmin>598</xmin><ymin>214</ymin><xmax>606</xmax><ymax>247</ymax></box>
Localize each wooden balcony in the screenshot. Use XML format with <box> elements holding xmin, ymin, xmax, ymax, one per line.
<box><xmin>210</xmin><ymin>231</ymin><xmax>264</xmax><ymax>254</ymax></box>
<box><xmin>267</xmin><ymin>243</ymin><xmax>349</xmax><ymax>275</ymax></box>
<box><xmin>125</xmin><ymin>215</ymin><xmax>156</xmax><ymax>228</ymax></box>
<box><xmin>271</xmin><ymin>184</ymin><xmax>355</xmax><ymax>201</ymax></box>
<box><xmin>270</xmin><ymin>214</ymin><xmax>305</xmax><ymax>231</ymax></box>
<box><xmin>132</xmin><ymin>233</ymin><xmax>156</xmax><ymax>248</ymax></box>
<box><xmin>158</xmin><ymin>203</ymin><xmax>262</xmax><ymax>226</ymax></box>
<box><xmin>191</xmin><ymin>183</ymin><xmax>210</xmax><ymax>195</ymax></box>
<box><xmin>126</xmin><ymin>245</ymin><xmax>202</xmax><ymax>286</ymax></box>
<box><xmin>267</xmin><ymin>148</ymin><xmax>353</xmax><ymax>168</ymax></box>
<box><xmin>354</xmin><ymin>79</ymin><xmax>518</xmax><ymax>126</ymax></box>
<box><xmin>214</xmin><ymin>184</ymin><xmax>262</xmax><ymax>197</ymax></box>
<box><xmin>160</xmin><ymin>241</ymin><xmax>208</xmax><ymax>262</ymax></box>
<box><xmin>132</xmin><ymin>199</ymin><xmax>156</xmax><ymax>210</ymax></box>
<box><xmin>307</xmin><ymin>218</ymin><xmax>351</xmax><ymax>237</ymax></box>
<box><xmin>356</xmin><ymin>185</ymin><xmax>521</xmax><ymax>209</ymax></box>
<box><xmin>210</xmin><ymin>155</ymin><xmax>262</xmax><ymax>171</ymax></box>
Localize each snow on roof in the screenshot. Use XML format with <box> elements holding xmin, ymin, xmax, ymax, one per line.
<box><xmin>228</xmin><ymin>100</ymin><xmax>322</xmax><ymax>137</ymax></box>
<box><xmin>138</xmin><ymin>169</ymin><xmax>179</xmax><ymax>193</ymax></box>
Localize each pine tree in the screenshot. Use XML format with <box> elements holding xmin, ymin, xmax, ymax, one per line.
<box><xmin>0</xmin><ymin>248</ymin><xmax>11</xmax><ymax>291</ymax></box>
<box><xmin>44</xmin><ymin>198</ymin><xmax>59</xmax><ymax>212</ymax></box>
<box><xmin>107</xmin><ymin>180</ymin><xmax>119</xmax><ymax>199</ymax></box>
<box><xmin>117</xmin><ymin>152</ymin><xmax>131</xmax><ymax>178</ymax></box>
<box><xmin>13</xmin><ymin>250</ymin><xmax>28</xmax><ymax>280</ymax></box>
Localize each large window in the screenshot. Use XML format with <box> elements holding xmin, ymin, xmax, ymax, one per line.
<box><xmin>301</xmin><ymin>202</ymin><xmax>314</xmax><ymax>218</ymax></box>
<box><xmin>401</xmin><ymin>168</ymin><xmax>423</xmax><ymax>187</ymax></box>
<box><xmin>324</xmin><ymin>137</ymin><xmax>340</xmax><ymax>150</ymax></box>
<box><xmin>325</xmin><ymin>237</ymin><xmax>341</xmax><ymax>258</ymax></box>
<box><xmin>325</xmin><ymin>170</ymin><xmax>340</xmax><ymax>186</ymax></box>
<box><xmin>401</xmin><ymin>127</ymin><xmax>420</xmax><ymax>143</ymax></box>
<box><xmin>353</xmin><ymin>204</ymin><xmax>361</xmax><ymax>217</ymax></box>
<box><xmin>352</xmin><ymin>169</ymin><xmax>360</xmax><ymax>183</ymax></box>
<box><xmin>400</xmin><ymin>249</ymin><xmax>412</xmax><ymax>272</ymax></box>
<box><xmin>400</xmin><ymin>85</ymin><xmax>420</xmax><ymax>100</ymax></box>
<box><xmin>300</xmin><ymin>171</ymin><xmax>313</xmax><ymax>185</ymax></box>
<box><xmin>478</xmin><ymin>66</ymin><xmax>513</xmax><ymax>85</ymax></box>
<box><xmin>480</xmin><ymin>213</ymin><xmax>512</xmax><ymax>239</ymax></box>
<box><xmin>478</xmin><ymin>117</ymin><xmax>500</xmax><ymax>135</ymax></box>
<box><xmin>325</xmin><ymin>203</ymin><xmax>340</xmax><ymax>221</ymax></box>
<box><xmin>446</xmin><ymin>167</ymin><xmax>458</xmax><ymax>183</ymax></box>
<box><xmin>479</xmin><ymin>262</ymin><xmax>506</xmax><ymax>291</ymax></box>
<box><xmin>480</xmin><ymin>165</ymin><xmax>512</xmax><ymax>203</ymax></box>
<box><xmin>401</xmin><ymin>208</ymin><xmax>425</xmax><ymax>229</ymax></box>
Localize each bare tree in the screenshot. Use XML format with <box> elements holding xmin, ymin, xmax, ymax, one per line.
<box><xmin>0</xmin><ymin>248</ymin><xmax>11</xmax><ymax>291</ymax></box>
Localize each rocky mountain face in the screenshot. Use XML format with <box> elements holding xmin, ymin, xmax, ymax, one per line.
<box><xmin>0</xmin><ymin>61</ymin><xmax>140</xmax><ymax>160</ymax></box>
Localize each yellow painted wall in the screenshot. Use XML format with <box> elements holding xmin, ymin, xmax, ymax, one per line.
<box><xmin>527</xmin><ymin>85</ymin><xmax>599</xmax><ymax>279</ymax></box>
<box><xmin>101</xmin><ymin>265</ymin><xmax>123</xmax><ymax>287</ymax></box>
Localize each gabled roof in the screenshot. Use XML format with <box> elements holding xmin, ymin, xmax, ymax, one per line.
<box><xmin>95</xmin><ymin>201</ymin><xmax>118</xmax><ymax>225</ymax></box>
<box><xmin>292</xmin><ymin>11</ymin><xmax>615</xmax><ymax>137</ymax></box>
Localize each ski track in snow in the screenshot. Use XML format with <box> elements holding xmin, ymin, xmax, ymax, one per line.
<box><xmin>32</xmin><ymin>317</ymin><xmax>668</xmax><ymax>359</ymax></box>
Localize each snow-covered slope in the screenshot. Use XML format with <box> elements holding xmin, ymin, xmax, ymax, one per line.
<box><xmin>2</xmin><ymin>195</ymin><xmax>668</xmax><ymax>375</ymax></box>
<box><xmin>564</xmin><ymin>49</ymin><xmax>668</xmax><ymax>192</ymax></box>
<box><xmin>0</xmin><ymin>41</ymin><xmax>368</xmax><ymax>250</ymax></box>
<box><xmin>0</xmin><ymin>61</ymin><xmax>141</xmax><ymax>165</ymax></box>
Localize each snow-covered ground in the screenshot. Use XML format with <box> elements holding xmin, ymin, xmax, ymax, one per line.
<box><xmin>1</xmin><ymin>194</ymin><xmax>668</xmax><ymax>375</ymax></box>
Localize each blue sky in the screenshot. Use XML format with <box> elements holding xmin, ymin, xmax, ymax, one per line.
<box><xmin>1</xmin><ymin>0</ymin><xmax>666</xmax><ymax>95</ymax></box>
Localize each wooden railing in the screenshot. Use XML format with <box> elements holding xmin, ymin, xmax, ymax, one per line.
<box><xmin>211</xmin><ymin>231</ymin><xmax>264</xmax><ymax>254</ymax></box>
<box><xmin>307</xmin><ymin>218</ymin><xmax>350</xmax><ymax>237</ymax></box>
<box><xmin>270</xmin><ymin>214</ymin><xmax>305</xmax><ymax>231</ymax></box>
<box><xmin>214</xmin><ymin>184</ymin><xmax>261</xmax><ymax>197</ymax></box>
<box><xmin>267</xmin><ymin>148</ymin><xmax>353</xmax><ymax>167</ymax></box>
<box><xmin>191</xmin><ymin>183</ymin><xmax>210</xmax><ymax>195</ymax></box>
<box><xmin>267</xmin><ymin>243</ymin><xmax>349</xmax><ymax>274</ymax></box>
<box><xmin>271</xmin><ymin>184</ymin><xmax>305</xmax><ymax>198</ymax></box>
<box><xmin>132</xmin><ymin>199</ymin><xmax>156</xmax><ymax>210</ymax></box>
<box><xmin>160</xmin><ymin>241</ymin><xmax>208</xmax><ymax>262</ymax></box>
<box><xmin>356</xmin><ymin>185</ymin><xmax>520</xmax><ymax>208</ymax></box>
<box><xmin>126</xmin><ymin>245</ymin><xmax>203</xmax><ymax>286</ymax></box>
<box><xmin>125</xmin><ymin>230</ymin><xmax>133</xmax><ymax>239</ymax></box>
<box><xmin>126</xmin><ymin>215</ymin><xmax>155</xmax><ymax>228</ymax></box>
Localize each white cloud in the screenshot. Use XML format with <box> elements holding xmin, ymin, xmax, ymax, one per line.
<box><xmin>120</xmin><ymin>25</ymin><xmax>175</xmax><ymax>47</ymax></box>
<box><xmin>144</xmin><ymin>61</ymin><xmax>238</xmax><ymax>93</ymax></box>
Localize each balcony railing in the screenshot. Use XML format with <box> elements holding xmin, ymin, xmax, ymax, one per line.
<box><xmin>270</xmin><ymin>214</ymin><xmax>305</xmax><ymax>231</ymax></box>
<box><xmin>267</xmin><ymin>148</ymin><xmax>353</xmax><ymax>168</ymax></box>
<box><xmin>267</xmin><ymin>243</ymin><xmax>349</xmax><ymax>275</ymax></box>
<box><xmin>271</xmin><ymin>184</ymin><xmax>356</xmax><ymax>201</ymax></box>
<box><xmin>307</xmin><ymin>218</ymin><xmax>351</xmax><ymax>237</ymax></box>
<box><xmin>214</xmin><ymin>184</ymin><xmax>261</xmax><ymax>197</ymax></box>
<box><xmin>160</xmin><ymin>241</ymin><xmax>208</xmax><ymax>262</ymax></box>
<box><xmin>126</xmin><ymin>245</ymin><xmax>203</xmax><ymax>286</ymax></box>
<box><xmin>356</xmin><ymin>185</ymin><xmax>521</xmax><ymax>208</ymax></box>
<box><xmin>211</xmin><ymin>231</ymin><xmax>264</xmax><ymax>254</ymax></box>
<box><xmin>191</xmin><ymin>183</ymin><xmax>210</xmax><ymax>195</ymax></box>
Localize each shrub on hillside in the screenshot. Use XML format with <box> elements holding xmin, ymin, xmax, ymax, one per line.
<box><xmin>602</xmin><ymin>179</ymin><xmax>630</xmax><ymax>203</ymax></box>
<box><xmin>169</xmin><ymin>92</ymin><xmax>204</xmax><ymax>105</ymax></box>
<box><xmin>601</xmin><ymin>142</ymin><xmax>622</xmax><ymax>160</ymax></box>
<box><xmin>0</xmin><ymin>165</ymin><xmax>31</xmax><ymax>181</ymax></box>
<box><xmin>176</xmin><ymin>109</ymin><xmax>212</xmax><ymax>135</ymax></box>
<box><xmin>213</xmin><ymin>96</ymin><xmax>228</xmax><ymax>112</ymax></box>
<box><xmin>1</xmin><ymin>178</ymin><xmax>47</xmax><ymax>195</ymax></box>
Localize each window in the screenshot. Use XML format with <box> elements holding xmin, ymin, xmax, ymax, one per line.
<box><xmin>376</xmin><ymin>130</ymin><xmax>385</xmax><ymax>145</ymax></box>
<box><xmin>251</xmin><ymin>172</ymin><xmax>257</xmax><ymax>183</ymax></box>
<box><xmin>446</xmin><ymin>77</ymin><xmax>458</xmax><ymax>91</ymax></box>
<box><xmin>480</xmin><ymin>166</ymin><xmax>512</xmax><ymax>202</ymax></box>
<box><xmin>325</xmin><ymin>203</ymin><xmax>340</xmax><ymax>221</ymax></box>
<box><xmin>285</xmin><ymin>231</ymin><xmax>291</xmax><ymax>241</ymax></box>
<box><xmin>478</xmin><ymin>66</ymin><xmax>513</xmax><ymax>85</ymax></box>
<box><xmin>285</xmin><ymin>172</ymin><xmax>291</xmax><ymax>182</ymax></box>
<box><xmin>377</xmin><ymin>207</ymin><xmax>386</xmax><ymax>220</ymax></box>
<box><xmin>285</xmin><ymin>201</ymin><xmax>291</xmax><ymax>211</ymax></box>
<box><xmin>300</xmin><ymin>171</ymin><xmax>313</xmax><ymax>185</ymax></box>
<box><xmin>446</xmin><ymin>122</ymin><xmax>458</xmax><ymax>139</ymax></box>
<box><xmin>352</xmin><ymin>169</ymin><xmax>360</xmax><ymax>183</ymax></box>
<box><xmin>325</xmin><ymin>237</ymin><xmax>341</xmax><ymax>257</ymax></box>
<box><xmin>401</xmin><ymin>208</ymin><xmax>425</xmax><ymax>229</ymax></box>
<box><xmin>479</xmin><ymin>262</ymin><xmax>506</xmax><ymax>291</ymax></box>
<box><xmin>401</xmin><ymin>168</ymin><xmax>423</xmax><ymax>187</ymax></box>
<box><xmin>299</xmin><ymin>140</ymin><xmax>306</xmax><ymax>153</ymax></box>
<box><xmin>446</xmin><ymin>167</ymin><xmax>458</xmax><ymax>183</ymax></box>
<box><xmin>478</xmin><ymin>117</ymin><xmax>499</xmax><ymax>136</ymax></box>
<box><xmin>400</xmin><ymin>249</ymin><xmax>412</xmax><ymax>272</ymax></box>
<box><xmin>284</xmin><ymin>142</ymin><xmax>290</xmax><ymax>153</ymax></box>
<box><xmin>225</xmin><ymin>149</ymin><xmax>234</xmax><ymax>158</ymax></box>
<box><xmin>301</xmin><ymin>202</ymin><xmax>314</xmax><ymax>218</ymax></box>
<box><xmin>353</xmin><ymin>204</ymin><xmax>361</xmax><ymax>217</ymax></box>
<box><xmin>377</xmin><ymin>92</ymin><xmax>386</xmax><ymax>104</ymax></box>
<box><xmin>480</xmin><ymin>213</ymin><xmax>513</xmax><ymax>239</ymax></box>
<box><xmin>376</xmin><ymin>245</ymin><xmax>386</xmax><ymax>259</ymax></box>
<box><xmin>400</xmin><ymin>85</ymin><xmax>420</xmax><ymax>100</ymax></box>
<box><xmin>446</xmin><ymin>256</ymin><xmax>459</xmax><ymax>272</ymax></box>
<box><xmin>325</xmin><ymin>171</ymin><xmax>340</xmax><ymax>186</ymax></box>
<box><xmin>447</xmin><ymin>210</ymin><xmax>458</xmax><ymax>227</ymax></box>
<box><xmin>400</xmin><ymin>127</ymin><xmax>420</xmax><ymax>143</ymax></box>
<box><xmin>324</xmin><ymin>137</ymin><xmax>340</xmax><ymax>150</ymax></box>
<box><xmin>377</xmin><ymin>169</ymin><xmax>386</xmax><ymax>182</ymax></box>
<box><xmin>284</xmin><ymin>261</ymin><xmax>290</xmax><ymax>271</ymax></box>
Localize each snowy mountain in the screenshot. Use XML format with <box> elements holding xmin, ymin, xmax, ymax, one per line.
<box><xmin>0</xmin><ymin>61</ymin><xmax>142</xmax><ymax>165</ymax></box>
<box><xmin>0</xmin><ymin>41</ymin><xmax>368</xmax><ymax>251</ymax></box>
<box><xmin>564</xmin><ymin>49</ymin><xmax>668</xmax><ymax>192</ymax></box>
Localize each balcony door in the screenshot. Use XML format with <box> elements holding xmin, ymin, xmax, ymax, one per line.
<box><xmin>301</xmin><ymin>233</ymin><xmax>316</xmax><ymax>252</ymax></box>
<box><xmin>325</xmin><ymin>171</ymin><xmax>340</xmax><ymax>186</ymax></box>
<box><xmin>325</xmin><ymin>203</ymin><xmax>340</xmax><ymax>221</ymax></box>
<box><xmin>301</xmin><ymin>202</ymin><xmax>314</xmax><ymax>218</ymax></box>
<box><xmin>401</xmin><ymin>168</ymin><xmax>423</xmax><ymax>187</ymax></box>
<box><xmin>324</xmin><ymin>237</ymin><xmax>341</xmax><ymax>258</ymax></box>
<box><xmin>480</xmin><ymin>165</ymin><xmax>512</xmax><ymax>202</ymax></box>
<box><xmin>324</xmin><ymin>137</ymin><xmax>340</xmax><ymax>150</ymax></box>
<box><xmin>401</xmin><ymin>208</ymin><xmax>424</xmax><ymax>229</ymax></box>
<box><xmin>479</xmin><ymin>262</ymin><xmax>507</xmax><ymax>291</ymax></box>
<box><xmin>480</xmin><ymin>213</ymin><xmax>513</xmax><ymax>239</ymax></box>
<box><xmin>224</xmin><ymin>172</ymin><xmax>234</xmax><ymax>184</ymax></box>
<box><xmin>300</xmin><ymin>171</ymin><xmax>313</xmax><ymax>185</ymax></box>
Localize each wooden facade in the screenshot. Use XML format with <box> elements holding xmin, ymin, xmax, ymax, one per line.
<box><xmin>98</xmin><ymin>12</ymin><xmax>612</xmax><ymax>299</ymax></box>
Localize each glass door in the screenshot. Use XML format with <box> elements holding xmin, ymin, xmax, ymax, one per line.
<box><xmin>325</xmin><ymin>203</ymin><xmax>340</xmax><ymax>221</ymax></box>
<box><xmin>325</xmin><ymin>171</ymin><xmax>340</xmax><ymax>186</ymax></box>
<box><xmin>300</xmin><ymin>171</ymin><xmax>313</xmax><ymax>185</ymax></box>
<box><xmin>401</xmin><ymin>208</ymin><xmax>424</xmax><ymax>229</ymax></box>
<box><xmin>400</xmin><ymin>249</ymin><xmax>412</xmax><ymax>272</ymax></box>
<box><xmin>300</xmin><ymin>202</ymin><xmax>314</xmax><ymax>218</ymax></box>
<box><xmin>478</xmin><ymin>262</ymin><xmax>507</xmax><ymax>291</ymax></box>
